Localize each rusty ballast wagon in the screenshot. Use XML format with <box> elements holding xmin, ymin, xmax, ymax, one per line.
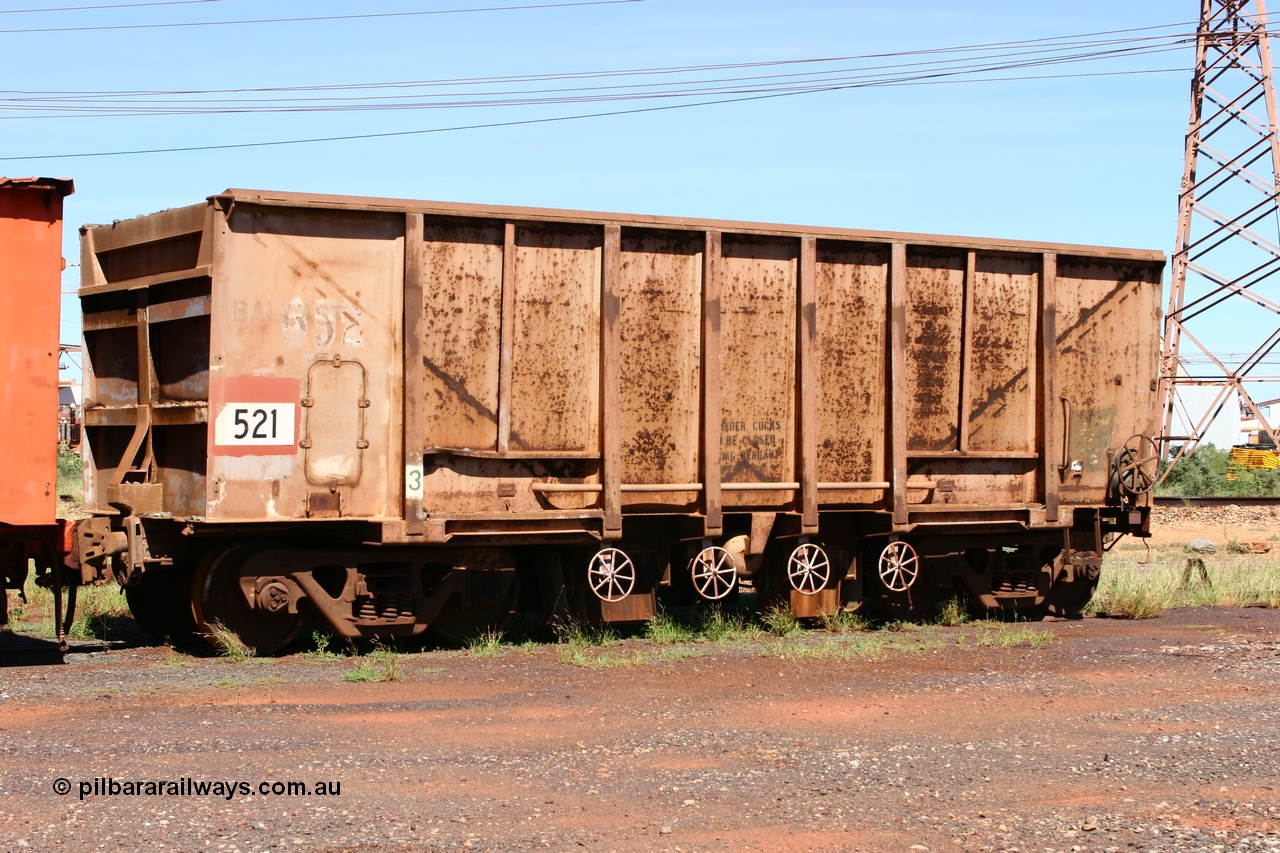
<box><xmin>72</xmin><ymin>189</ymin><xmax>1164</xmax><ymax>651</ymax></box>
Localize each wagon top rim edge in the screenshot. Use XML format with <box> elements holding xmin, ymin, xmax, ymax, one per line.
<box><xmin>81</xmin><ymin>186</ymin><xmax>1166</xmax><ymax>265</ymax></box>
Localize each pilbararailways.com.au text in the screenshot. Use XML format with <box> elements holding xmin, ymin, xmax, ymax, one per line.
<box><xmin>52</xmin><ymin>777</ymin><xmax>342</xmax><ymax>801</ymax></box>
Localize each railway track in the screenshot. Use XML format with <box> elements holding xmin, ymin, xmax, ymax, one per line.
<box><xmin>1153</xmin><ymin>495</ymin><xmax>1280</xmax><ymax>508</ymax></box>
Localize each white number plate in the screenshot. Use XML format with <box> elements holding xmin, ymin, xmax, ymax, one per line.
<box><xmin>405</xmin><ymin>464</ymin><xmax>425</xmax><ymax>500</ymax></box>
<box><xmin>214</xmin><ymin>403</ymin><xmax>297</xmax><ymax>447</ymax></box>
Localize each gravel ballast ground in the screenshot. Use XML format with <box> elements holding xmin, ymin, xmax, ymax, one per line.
<box><xmin>2</xmin><ymin>605</ymin><xmax>1280</xmax><ymax>852</ymax></box>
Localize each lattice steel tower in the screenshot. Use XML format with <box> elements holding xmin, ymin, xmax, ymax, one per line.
<box><xmin>1161</xmin><ymin>0</ymin><xmax>1280</xmax><ymax>465</ymax></box>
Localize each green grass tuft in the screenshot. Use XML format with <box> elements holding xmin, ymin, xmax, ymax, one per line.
<box><xmin>644</xmin><ymin>611</ymin><xmax>697</xmax><ymax>645</ymax></box>
<box><xmin>1100</xmin><ymin>587</ymin><xmax>1165</xmax><ymax>620</ymax></box>
<box><xmin>555</xmin><ymin>646</ymin><xmax>648</xmax><ymax>668</ymax></box>
<box><xmin>933</xmin><ymin>597</ymin><xmax>972</xmax><ymax>627</ymax></box>
<box><xmin>695</xmin><ymin>606</ymin><xmax>760</xmax><ymax>643</ymax></box>
<box><xmin>972</xmin><ymin>622</ymin><xmax>1056</xmax><ymax>649</ymax></box>
<box><xmin>819</xmin><ymin>610</ymin><xmax>871</xmax><ymax>634</ymax></box>
<box><xmin>1094</xmin><ymin>547</ymin><xmax>1280</xmax><ymax>614</ymax></box>
<box><xmin>466</xmin><ymin>629</ymin><xmax>507</xmax><ymax>657</ymax></box>
<box><xmin>342</xmin><ymin>643</ymin><xmax>400</xmax><ymax>683</ymax></box>
<box><xmin>761</xmin><ymin>604</ymin><xmax>802</xmax><ymax>637</ymax></box>
<box><xmin>207</xmin><ymin>622</ymin><xmax>255</xmax><ymax>661</ymax></box>
<box><xmin>552</xmin><ymin>616</ymin><xmax>617</xmax><ymax>648</ymax></box>
<box><xmin>301</xmin><ymin>629</ymin><xmax>344</xmax><ymax>662</ymax></box>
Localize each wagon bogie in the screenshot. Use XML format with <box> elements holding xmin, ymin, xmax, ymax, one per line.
<box><xmin>193</xmin><ymin>545</ymin><xmax>312</xmax><ymax>655</ymax></box>
<box><xmin>68</xmin><ymin>189</ymin><xmax>1163</xmax><ymax>647</ymax></box>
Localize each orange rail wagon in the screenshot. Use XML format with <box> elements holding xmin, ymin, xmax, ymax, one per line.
<box><xmin>0</xmin><ymin>177</ymin><xmax>74</xmax><ymax>632</ymax></box>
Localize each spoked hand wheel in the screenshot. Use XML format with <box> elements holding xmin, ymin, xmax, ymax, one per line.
<box><xmin>587</xmin><ymin>547</ymin><xmax>636</xmax><ymax>602</ymax></box>
<box><xmin>689</xmin><ymin>546</ymin><xmax>737</xmax><ymax>601</ymax></box>
<box><xmin>878</xmin><ymin>540</ymin><xmax>920</xmax><ymax>593</ymax></box>
<box><xmin>787</xmin><ymin>543</ymin><xmax>832</xmax><ymax>594</ymax></box>
<box><xmin>1115</xmin><ymin>434</ymin><xmax>1159</xmax><ymax>496</ymax></box>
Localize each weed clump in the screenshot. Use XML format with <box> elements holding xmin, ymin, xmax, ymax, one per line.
<box><xmin>466</xmin><ymin>629</ymin><xmax>507</xmax><ymax>658</ymax></box>
<box><xmin>972</xmin><ymin>622</ymin><xmax>1055</xmax><ymax>649</ymax></box>
<box><xmin>819</xmin><ymin>610</ymin><xmax>870</xmax><ymax>634</ymax></box>
<box><xmin>207</xmin><ymin>622</ymin><xmax>254</xmax><ymax>661</ymax></box>
<box><xmin>644</xmin><ymin>611</ymin><xmax>696</xmax><ymax>645</ymax></box>
<box><xmin>343</xmin><ymin>643</ymin><xmax>400</xmax><ymax>683</ymax></box>
<box><xmin>302</xmin><ymin>630</ymin><xmax>344</xmax><ymax>662</ymax></box>
<box><xmin>761</xmin><ymin>604</ymin><xmax>801</xmax><ymax>637</ymax></box>
<box><xmin>933</xmin><ymin>597</ymin><xmax>972</xmax><ymax>627</ymax></box>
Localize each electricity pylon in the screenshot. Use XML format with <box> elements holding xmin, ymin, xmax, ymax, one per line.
<box><xmin>1160</xmin><ymin>0</ymin><xmax>1280</xmax><ymax>468</ymax></box>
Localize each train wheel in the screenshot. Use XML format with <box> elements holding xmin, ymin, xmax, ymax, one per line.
<box><xmin>125</xmin><ymin>565</ymin><xmax>200</xmax><ymax>648</ymax></box>
<box><xmin>192</xmin><ymin>547</ymin><xmax>306</xmax><ymax>656</ymax></box>
<box><xmin>425</xmin><ymin>550</ymin><xmax>520</xmax><ymax>646</ymax></box>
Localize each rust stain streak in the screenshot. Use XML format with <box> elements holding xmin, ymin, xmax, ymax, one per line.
<box><xmin>1055</xmin><ymin>279</ymin><xmax>1136</xmax><ymax>345</ymax></box>
<box><xmin>256</xmin><ymin>219</ymin><xmax>387</xmax><ymax>334</ymax></box>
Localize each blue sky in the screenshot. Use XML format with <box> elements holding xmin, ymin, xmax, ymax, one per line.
<box><xmin>2</xmin><ymin>0</ymin><xmax>1196</xmax><ymax>355</ymax></box>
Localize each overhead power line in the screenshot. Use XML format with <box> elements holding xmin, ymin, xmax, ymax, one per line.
<box><xmin>0</xmin><ymin>67</ymin><xmax>1187</xmax><ymax>162</ymax></box>
<box><xmin>0</xmin><ymin>0</ymin><xmax>647</xmax><ymax>34</ymax></box>
<box><xmin>1</xmin><ymin>27</ymin><xmax>1194</xmax><ymax>119</ymax></box>
<box><xmin>0</xmin><ymin>0</ymin><xmax>230</xmax><ymax>14</ymax></box>
<box><xmin>4</xmin><ymin>33</ymin><xmax>1189</xmax><ymax>101</ymax></box>
<box><xmin>0</xmin><ymin>19</ymin><xmax>1199</xmax><ymax>161</ymax></box>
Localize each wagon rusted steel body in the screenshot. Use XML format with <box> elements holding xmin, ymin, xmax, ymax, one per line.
<box><xmin>75</xmin><ymin>189</ymin><xmax>1164</xmax><ymax>650</ymax></box>
<box><xmin>0</xmin><ymin>177</ymin><xmax>75</xmax><ymax>632</ymax></box>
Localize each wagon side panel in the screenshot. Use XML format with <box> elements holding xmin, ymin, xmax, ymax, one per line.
<box><xmin>617</xmin><ymin>228</ymin><xmax>702</xmax><ymax>508</ymax></box>
<box><xmin>896</xmin><ymin>247</ymin><xmax>1047</xmax><ymax>513</ymax></box>
<box><xmin>904</xmin><ymin>249</ymin><xmax>965</xmax><ymax>454</ymax></box>
<box><xmin>814</xmin><ymin>241</ymin><xmax>888</xmax><ymax>505</ymax></box>
<box><xmin>418</xmin><ymin>219</ymin><xmax>504</xmax><ymax>451</ymax></box>
<box><xmin>1055</xmin><ymin>258</ymin><xmax>1164</xmax><ymax>505</ymax></box>
<box><xmin>208</xmin><ymin>206</ymin><xmax>404</xmax><ymax>521</ymax></box>
<box><xmin>966</xmin><ymin>253</ymin><xmax>1037</xmax><ymax>454</ymax></box>
<box><xmin>508</xmin><ymin>223</ymin><xmax>602</xmax><ymax>453</ymax></box>
<box><xmin>718</xmin><ymin>234</ymin><xmax>797</xmax><ymax>508</ymax></box>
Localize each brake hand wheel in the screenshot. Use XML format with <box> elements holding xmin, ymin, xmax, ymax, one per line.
<box><xmin>587</xmin><ymin>547</ymin><xmax>636</xmax><ymax>602</ymax></box>
<box><xmin>878</xmin><ymin>540</ymin><xmax>920</xmax><ymax>593</ymax></box>
<box><xmin>1115</xmin><ymin>434</ymin><xmax>1159</xmax><ymax>496</ymax></box>
<box><xmin>689</xmin><ymin>546</ymin><xmax>737</xmax><ymax>601</ymax></box>
<box><xmin>787</xmin><ymin>543</ymin><xmax>832</xmax><ymax>595</ymax></box>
